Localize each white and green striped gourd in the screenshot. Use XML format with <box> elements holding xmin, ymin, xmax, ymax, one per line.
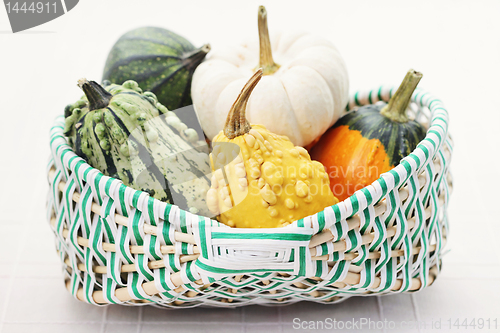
<box><xmin>64</xmin><ymin>79</ymin><xmax>211</xmax><ymax>216</ymax></box>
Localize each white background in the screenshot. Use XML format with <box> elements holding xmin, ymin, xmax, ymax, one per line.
<box><xmin>0</xmin><ymin>0</ymin><xmax>499</xmax><ymax>332</ymax></box>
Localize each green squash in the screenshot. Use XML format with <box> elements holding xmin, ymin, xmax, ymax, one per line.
<box><xmin>102</xmin><ymin>26</ymin><xmax>210</xmax><ymax>112</ymax></box>
<box><xmin>64</xmin><ymin>79</ymin><xmax>211</xmax><ymax>216</ymax></box>
<box><xmin>310</xmin><ymin>70</ymin><xmax>427</xmax><ymax>201</ymax></box>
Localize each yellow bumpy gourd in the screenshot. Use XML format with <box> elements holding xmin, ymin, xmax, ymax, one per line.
<box><xmin>206</xmin><ymin>69</ymin><xmax>338</xmax><ymax>228</ymax></box>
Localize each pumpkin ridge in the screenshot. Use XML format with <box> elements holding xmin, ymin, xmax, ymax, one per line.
<box><xmin>277</xmin><ymin>76</ymin><xmax>306</xmax><ymax>144</ymax></box>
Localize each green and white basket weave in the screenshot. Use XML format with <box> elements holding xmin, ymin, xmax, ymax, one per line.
<box><xmin>47</xmin><ymin>86</ymin><xmax>452</xmax><ymax>307</ymax></box>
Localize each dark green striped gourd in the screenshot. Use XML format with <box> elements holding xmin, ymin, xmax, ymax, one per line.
<box><xmin>64</xmin><ymin>79</ymin><xmax>211</xmax><ymax>216</ymax></box>
<box><xmin>102</xmin><ymin>27</ymin><xmax>210</xmax><ymax>112</ymax></box>
<box><xmin>310</xmin><ymin>70</ymin><xmax>427</xmax><ymax>201</ymax></box>
<box><xmin>335</xmin><ymin>70</ymin><xmax>427</xmax><ymax>166</ymax></box>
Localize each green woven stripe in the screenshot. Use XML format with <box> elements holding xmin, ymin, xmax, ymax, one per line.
<box><xmin>354</xmin><ymin>91</ymin><xmax>361</xmax><ymax>106</ymax></box>
<box><xmin>349</xmin><ymin>195</ymin><xmax>359</xmax><ymax>218</ymax></box>
<box><xmin>93</xmin><ymin>173</ymin><xmax>103</xmax><ymax>205</ymax></box>
<box><xmin>157</xmin><ymin>268</ymin><xmax>173</xmax><ymax>292</ymax></box>
<box><xmin>147</xmin><ymin>197</ymin><xmax>157</xmax><ymax>226</ymax></box>
<box><xmin>211</xmin><ymin>232</ymin><xmax>311</xmax><ymax>241</ymax></box>
<box><xmin>167</xmin><ymin>253</ymin><xmax>180</xmax><ymax>272</ymax></box>
<box><xmin>163</xmin><ymin>203</ymin><xmax>172</xmax><ymax>222</ymax></box>
<box><xmin>381</xmin><ymin>259</ymin><xmax>395</xmax><ymax>291</ymax></box>
<box><xmin>104</xmin><ymin>177</ymin><xmax>113</xmax><ymax>197</ymax></box>
<box><xmin>109</xmin><ymin>251</ymin><xmax>121</xmax><ymax>285</ymax></box>
<box><xmin>69</xmin><ymin>210</ymin><xmax>84</xmax><ymax>258</ymax></box>
<box><xmin>315</xmin><ymin>260</ymin><xmax>323</xmax><ymax>277</ymax></box>
<box><xmin>384</xmin><ymin>191</ymin><xmax>397</xmax><ymax>227</ymax></box>
<box><xmin>130</xmin><ymin>272</ymin><xmax>145</xmax><ymax>299</ymax></box>
<box><xmin>369</xmin><ymin>217</ymin><xmax>385</xmax><ymax>251</ymax></box>
<box><xmin>84</xmin><ymin>269</ymin><xmax>95</xmax><ymax>304</ymax></box>
<box><xmin>132</xmin><ymin>191</ymin><xmax>141</xmax><ymax>208</ymax></box>
<box><xmin>360</xmin><ymin>187</ymin><xmax>373</xmax><ymax>206</ymax></box>
<box><xmin>132</xmin><ymin>209</ymin><xmax>144</xmax><ymax>246</ymax></box>
<box><xmin>378</xmin><ymin>177</ymin><xmax>388</xmax><ymax>202</ymax></box>
<box><xmin>56</xmin><ymin>206</ymin><xmax>66</xmax><ymax>234</ymax></box>
<box><xmin>377</xmin><ymin>86</ymin><xmax>383</xmax><ymax>101</ymax></box>
<box><xmin>404</xmin><ymin>176</ymin><xmax>418</xmax><ymax>217</ymax></box>
<box><xmin>51</xmin><ymin>169</ymin><xmax>61</xmax><ymax>210</ymax></box>
<box><xmin>159</xmin><ymin>220</ymin><xmax>172</xmax><ymax>246</ymax></box>
<box><xmin>354</xmin><ymin>245</ymin><xmax>368</xmax><ymax>267</ymax></box>
<box><xmin>180</xmin><ymin>209</ymin><xmax>187</xmax><ymax>233</ymax></box>
<box><xmin>181</xmin><ymin>242</ymin><xmax>189</xmax><ymax>254</ymax></box>
<box><xmin>332</xmin><ymin>204</ymin><xmax>341</xmax><ymax>223</ymax></box>
<box><xmin>197</xmin><ymin>219</ymin><xmax>209</xmax><ymax>259</ymax></box>
<box><xmin>359</xmin><ymin>207</ymin><xmax>371</xmax><ymax>234</ymax></box>
<box><xmin>391</xmin><ymin>209</ymin><xmax>407</xmax><ymax>250</ymax></box>
<box><xmin>137</xmin><ymin>254</ymin><xmax>154</xmax><ymax>280</ymax></box>
<box><xmin>196</xmin><ymin>260</ymin><xmax>294</xmax><ymax>275</ymax></box>
<box><xmin>105</xmin><ymin>278</ymin><xmax>118</xmax><ymax>304</ymax></box>
<box><xmin>118</xmin><ymin>184</ymin><xmax>128</xmax><ymax>217</ymax></box>
<box><xmin>361</xmin><ymin>260</ymin><xmax>374</xmax><ymax>288</ymax></box>
<box><xmin>346</xmin><ymin>230</ymin><xmax>359</xmax><ymax>252</ymax></box>
<box><xmin>101</xmin><ymin>199</ymin><xmax>116</xmax><ymax>243</ymax></box>
<box><xmin>91</xmin><ymin>220</ymin><xmax>107</xmax><ymax>264</ymax></box>
<box><xmin>316</xmin><ymin>210</ymin><xmax>325</xmax><ymax>232</ymax></box>
<box><xmin>411</xmin><ymin>196</ymin><xmax>425</xmax><ymax>243</ymax></box>
<box><xmin>422</xmin><ymin>163</ymin><xmax>435</xmax><ymax>206</ymax></box>
<box><xmin>149</xmin><ymin>235</ymin><xmax>162</xmax><ymax>261</ymax></box>
<box><xmin>80</xmin><ymin>188</ymin><xmax>93</xmax><ymax>236</ymax></box>
<box><xmin>375</xmin><ymin>240</ymin><xmax>390</xmax><ymax>274</ymax></box>
<box><xmin>63</xmin><ymin>179</ymin><xmax>75</xmax><ymax>230</ymax></box>
<box><xmin>297</xmin><ymin>246</ymin><xmax>307</xmax><ymax>276</ymax></box>
<box><xmin>118</xmin><ymin>226</ymin><xmax>134</xmax><ymax>264</ymax></box>
<box><xmin>185</xmin><ymin>261</ymin><xmax>196</xmax><ymax>282</ymax></box>
<box><xmin>326</xmin><ymin>261</ymin><xmax>347</xmax><ymax>284</ymax></box>
<box><xmin>72</xmin><ymin>159</ymin><xmax>85</xmax><ymax>191</ymax></box>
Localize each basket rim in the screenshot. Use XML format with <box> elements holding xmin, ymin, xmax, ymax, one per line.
<box><xmin>49</xmin><ymin>85</ymin><xmax>449</xmax><ymax>227</ymax></box>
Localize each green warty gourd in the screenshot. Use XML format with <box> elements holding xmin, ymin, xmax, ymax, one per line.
<box><xmin>64</xmin><ymin>79</ymin><xmax>211</xmax><ymax>216</ymax></box>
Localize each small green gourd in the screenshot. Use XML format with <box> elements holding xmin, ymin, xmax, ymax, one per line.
<box><xmin>64</xmin><ymin>79</ymin><xmax>211</xmax><ymax>216</ymax></box>
<box><xmin>102</xmin><ymin>27</ymin><xmax>210</xmax><ymax>112</ymax></box>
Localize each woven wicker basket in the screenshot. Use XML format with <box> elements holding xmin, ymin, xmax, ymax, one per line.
<box><xmin>47</xmin><ymin>85</ymin><xmax>452</xmax><ymax>307</ymax></box>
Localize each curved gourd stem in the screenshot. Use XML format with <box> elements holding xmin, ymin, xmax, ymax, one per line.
<box><xmin>78</xmin><ymin>79</ymin><xmax>112</xmax><ymax>111</ymax></box>
<box><xmin>184</xmin><ymin>43</ymin><xmax>211</xmax><ymax>70</ymax></box>
<box><xmin>224</xmin><ymin>69</ymin><xmax>263</xmax><ymax>139</ymax></box>
<box><xmin>380</xmin><ymin>69</ymin><xmax>423</xmax><ymax>123</ymax></box>
<box><xmin>258</xmin><ymin>6</ymin><xmax>280</xmax><ymax>75</ymax></box>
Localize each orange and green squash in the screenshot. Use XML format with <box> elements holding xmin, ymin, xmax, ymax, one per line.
<box><xmin>310</xmin><ymin>70</ymin><xmax>427</xmax><ymax>201</ymax></box>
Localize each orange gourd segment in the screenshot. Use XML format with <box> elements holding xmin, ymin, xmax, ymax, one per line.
<box><xmin>311</xmin><ymin>125</ymin><xmax>392</xmax><ymax>201</ymax></box>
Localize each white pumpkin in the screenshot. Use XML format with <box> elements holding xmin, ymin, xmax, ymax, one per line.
<box><xmin>191</xmin><ymin>6</ymin><xmax>349</xmax><ymax>147</ymax></box>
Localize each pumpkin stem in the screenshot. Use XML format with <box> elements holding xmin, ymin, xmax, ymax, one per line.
<box><xmin>258</xmin><ymin>6</ymin><xmax>280</xmax><ymax>75</ymax></box>
<box><xmin>78</xmin><ymin>79</ymin><xmax>112</xmax><ymax>112</ymax></box>
<box><xmin>224</xmin><ymin>69</ymin><xmax>263</xmax><ymax>139</ymax></box>
<box><xmin>380</xmin><ymin>70</ymin><xmax>423</xmax><ymax>123</ymax></box>
<box><xmin>183</xmin><ymin>43</ymin><xmax>211</xmax><ymax>70</ymax></box>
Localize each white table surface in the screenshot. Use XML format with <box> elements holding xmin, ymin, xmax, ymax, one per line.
<box><xmin>0</xmin><ymin>0</ymin><xmax>499</xmax><ymax>332</ymax></box>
